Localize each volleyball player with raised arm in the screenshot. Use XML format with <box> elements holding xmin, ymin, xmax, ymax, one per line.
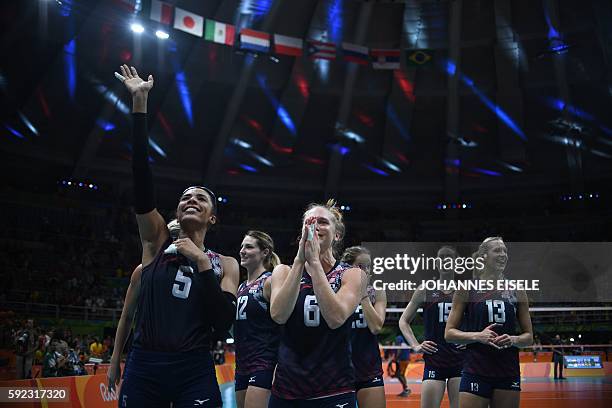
<box><xmin>110</xmin><ymin>65</ymin><xmax>239</xmax><ymax>408</ymax></box>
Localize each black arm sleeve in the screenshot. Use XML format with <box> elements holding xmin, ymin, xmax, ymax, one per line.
<box><xmin>199</xmin><ymin>269</ymin><xmax>237</xmax><ymax>333</ymax></box>
<box><xmin>132</xmin><ymin>113</ymin><xmax>155</xmax><ymax>214</ymax></box>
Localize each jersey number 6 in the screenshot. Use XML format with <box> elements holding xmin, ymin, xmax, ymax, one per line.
<box><xmin>304</xmin><ymin>295</ymin><xmax>320</xmax><ymax>327</ymax></box>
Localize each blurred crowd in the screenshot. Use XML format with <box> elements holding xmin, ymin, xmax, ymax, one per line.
<box><xmin>5</xmin><ymin>317</ymin><xmax>114</xmax><ymax>379</ymax></box>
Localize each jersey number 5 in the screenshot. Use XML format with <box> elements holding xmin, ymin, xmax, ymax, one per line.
<box><xmin>172</xmin><ymin>266</ymin><xmax>193</xmax><ymax>299</ymax></box>
<box><xmin>304</xmin><ymin>295</ymin><xmax>320</xmax><ymax>327</ymax></box>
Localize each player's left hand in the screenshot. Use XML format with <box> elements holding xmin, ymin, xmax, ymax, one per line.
<box><xmin>174</xmin><ymin>238</ymin><xmax>210</xmax><ymax>267</ymax></box>
<box><xmin>492</xmin><ymin>333</ymin><xmax>514</xmax><ymax>349</ymax></box>
<box><xmin>304</xmin><ymin>219</ymin><xmax>320</xmax><ymax>264</ymax></box>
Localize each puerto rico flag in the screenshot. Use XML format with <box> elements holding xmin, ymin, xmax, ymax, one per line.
<box><xmin>239</xmin><ymin>28</ymin><xmax>270</xmax><ymax>53</ymax></box>
<box><xmin>341</xmin><ymin>42</ymin><xmax>369</xmax><ymax>65</ymax></box>
<box><xmin>371</xmin><ymin>49</ymin><xmax>400</xmax><ymax>70</ymax></box>
<box><xmin>306</xmin><ymin>40</ymin><xmax>336</xmax><ymax>60</ymax></box>
<box><xmin>273</xmin><ymin>34</ymin><xmax>303</xmax><ymax>57</ymax></box>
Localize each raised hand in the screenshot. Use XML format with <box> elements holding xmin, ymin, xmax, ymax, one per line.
<box><xmin>304</xmin><ymin>220</ymin><xmax>320</xmax><ymax>264</ymax></box>
<box><xmin>295</xmin><ymin>217</ymin><xmax>314</xmax><ymax>263</ymax></box>
<box><xmin>118</xmin><ymin>64</ymin><xmax>154</xmax><ymax>96</ymax></box>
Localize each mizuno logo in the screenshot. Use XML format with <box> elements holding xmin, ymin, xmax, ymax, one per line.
<box><xmin>372</xmin><ymin>377</ymin><xmax>380</xmax><ymax>382</ymax></box>
<box><xmin>194</xmin><ymin>399</ymin><xmax>209</xmax><ymax>405</ymax></box>
<box><xmin>336</xmin><ymin>404</ymin><xmax>348</xmax><ymax>408</ymax></box>
<box><xmin>511</xmin><ymin>382</ymin><xmax>520</xmax><ymax>388</ymax></box>
<box><xmin>249</xmin><ymin>376</ymin><xmax>256</xmax><ymax>383</ymax></box>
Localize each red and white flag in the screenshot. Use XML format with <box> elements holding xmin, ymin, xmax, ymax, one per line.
<box><xmin>174</xmin><ymin>7</ymin><xmax>204</xmax><ymax>37</ymax></box>
<box><xmin>150</xmin><ymin>0</ymin><xmax>172</xmax><ymax>25</ymax></box>
<box><xmin>306</xmin><ymin>40</ymin><xmax>336</xmax><ymax>60</ymax></box>
<box><xmin>273</xmin><ymin>34</ymin><xmax>303</xmax><ymax>57</ymax></box>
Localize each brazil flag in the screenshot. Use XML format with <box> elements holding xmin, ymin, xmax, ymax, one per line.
<box><xmin>406</xmin><ymin>49</ymin><xmax>433</xmax><ymax>66</ymax></box>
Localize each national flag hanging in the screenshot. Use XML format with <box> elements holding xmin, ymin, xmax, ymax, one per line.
<box><xmin>112</xmin><ymin>0</ymin><xmax>141</xmax><ymax>14</ymax></box>
<box><xmin>239</xmin><ymin>28</ymin><xmax>270</xmax><ymax>53</ymax></box>
<box><xmin>341</xmin><ymin>42</ymin><xmax>369</xmax><ymax>65</ymax></box>
<box><xmin>370</xmin><ymin>49</ymin><xmax>400</xmax><ymax>70</ymax></box>
<box><xmin>273</xmin><ymin>34</ymin><xmax>303</xmax><ymax>57</ymax></box>
<box><xmin>173</xmin><ymin>7</ymin><xmax>204</xmax><ymax>37</ymax></box>
<box><xmin>205</xmin><ymin>19</ymin><xmax>235</xmax><ymax>46</ymax></box>
<box><xmin>306</xmin><ymin>40</ymin><xmax>336</xmax><ymax>60</ymax></box>
<box><xmin>406</xmin><ymin>49</ymin><xmax>433</xmax><ymax>66</ymax></box>
<box><xmin>150</xmin><ymin>0</ymin><xmax>172</xmax><ymax>25</ymax></box>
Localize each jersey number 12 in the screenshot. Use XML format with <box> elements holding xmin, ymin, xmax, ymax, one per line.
<box><xmin>236</xmin><ymin>296</ymin><xmax>248</xmax><ymax>320</ymax></box>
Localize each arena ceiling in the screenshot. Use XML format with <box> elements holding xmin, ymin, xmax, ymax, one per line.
<box><xmin>1</xmin><ymin>0</ymin><xmax>612</xmax><ymax>210</ymax></box>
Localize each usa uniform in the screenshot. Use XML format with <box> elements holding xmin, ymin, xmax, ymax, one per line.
<box><xmin>350</xmin><ymin>285</ymin><xmax>384</xmax><ymax>390</ymax></box>
<box><xmin>234</xmin><ymin>271</ymin><xmax>279</xmax><ymax>391</ymax></box>
<box><xmin>459</xmin><ymin>289</ymin><xmax>521</xmax><ymax>398</ymax></box>
<box><xmin>119</xmin><ymin>239</ymin><xmax>223</xmax><ymax>408</ymax></box>
<box><xmin>270</xmin><ymin>262</ymin><xmax>356</xmax><ymax>407</ymax></box>
<box><xmin>421</xmin><ymin>289</ymin><xmax>464</xmax><ymax>381</ymax></box>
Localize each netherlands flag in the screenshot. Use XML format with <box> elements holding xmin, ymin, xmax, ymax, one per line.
<box><xmin>306</xmin><ymin>40</ymin><xmax>336</xmax><ymax>60</ymax></box>
<box><xmin>239</xmin><ymin>28</ymin><xmax>270</xmax><ymax>53</ymax></box>
<box><xmin>371</xmin><ymin>49</ymin><xmax>400</xmax><ymax>70</ymax></box>
<box><xmin>341</xmin><ymin>42</ymin><xmax>369</xmax><ymax>65</ymax></box>
<box><xmin>273</xmin><ymin>34</ymin><xmax>303</xmax><ymax>57</ymax></box>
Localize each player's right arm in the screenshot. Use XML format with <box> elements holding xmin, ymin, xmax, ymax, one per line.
<box><xmin>445</xmin><ymin>290</ymin><xmax>501</xmax><ymax>348</ymax></box>
<box><xmin>118</xmin><ymin>64</ymin><xmax>168</xmax><ymax>266</ymax></box>
<box><xmin>270</xmin><ymin>262</ymin><xmax>303</xmax><ymax>324</ymax></box>
<box><xmin>108</xmin><ymin>264</ymin><xmax>143</xmax><ymax>391</ymax></box>
<box><xmin>270</xmin><ymin>222</ymin><xmax>309</xmax><ymax>324</ymax></box>
<box><xmin>399</xmin><ymin>288</ymin><xmax>437</xmax><ymax>354</ymax></box>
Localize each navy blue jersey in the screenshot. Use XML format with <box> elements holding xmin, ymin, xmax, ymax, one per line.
<box><xmin>133</xmin><ymin>239</ymin><xmax>224</xmax><ymax>351</ymax></box>
<box><xmin>463</xmin><ymin>289</ymin><xmax>520</xmax><ymax>377</ymax></box>
<box><xmin>272</xmin><ymin>262</ymin><xmax>355</xmax><ymax>399</ymax></box>
<box><xmin>422</xmin><ymin>289</ymin><xmax>464</xmax><ymax>369</ymax></box>
<box><xmin>234</xmin><ymin>272</ymin><xmax>279</xmax><ymax>375</ymax></box>
<box><xmin>350</xmin><ymin>286</ymin><xmax>383</xmax><ymax>382</ymax></box>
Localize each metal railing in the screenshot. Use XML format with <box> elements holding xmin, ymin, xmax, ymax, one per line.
<box><xmin>0</xmin><ymin>301</ymin><xmax>121</xmax><ymax>323</ymax></box>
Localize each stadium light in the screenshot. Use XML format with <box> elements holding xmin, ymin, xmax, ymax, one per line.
<box><xmin>130</xmin><ymin>23</ymin><xmax>145</xmax><ymax>34</ymax></box>
<box><xmin>155</xmin><ymin>30</ymin><xmax>169</xmax><ymax>40</ymax></box>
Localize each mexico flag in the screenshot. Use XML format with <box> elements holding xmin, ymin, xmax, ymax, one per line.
<box><xmin>173</xmin><ymin>7</ymin><xmax>204</xmax><ymax>37</ymax></box>
<box><xmin>205</xmin><ymin>19</ymin><xmax>235</xmax><ymax>46</ymax></box>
